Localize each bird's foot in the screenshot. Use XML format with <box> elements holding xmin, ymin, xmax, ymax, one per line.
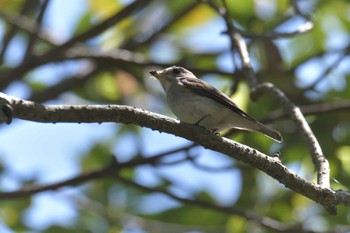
<box><xmin>211</xmin><ymin>129</ymin><xmax>221</xmax><ymax>136</ymax></box>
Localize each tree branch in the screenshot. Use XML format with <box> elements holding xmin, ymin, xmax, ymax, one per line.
<box><xmin>43</xmin><ymin>0</ymin><xmax>152</xmax><ymax>57</ymax></box>
<box><xmin>0</xmin><ymin>92</ymin><xmax>349</xmax><ymax>215</ymax></box>
<box><xmin>114</xmin><ymin>174</ymin><xmax>297</xmax><ymax>232</ymax></box>
<box><xmin>22</xmin><ymin>0</ymin><xmax>51</xmax><ymax>62</ymax></box>
<box><xmin>303</xmin><ymin>47</ymin><xmax>350</xmax><ymax>92</ymax></box>
<box><xmin>0</xmin><ymin>158</ymin><xmax>116</xmax><ymax>199</ymax></box>
<box><xmin>0</xmin><ymin>142</ymin><xmax>198</xmax><ymax>198</ymax></box>
<box><xmin>262</xmin><ymin>101</ymin><xmax>350</xmax><ymax>123</ymax></box>
<box><xmin>254</xmin><ymin>83</ymin><xmax>330</xmax><ymax>188</ymax></box>
<box><xmin>122</xmin><ymin>1</ymin><xmax>201</xmax><ymax>50</ymax></box>
<box><xmin>0</xmin><ymin>9</ymin><xmax>57</xmax><ymax>47</ymax></box>
<box><xmin>0</xmin><ymin>1</ymin><xmax>47</xmax><ymax>64</ymax></box>
<box><xmin>205</xmin><ymin>0</ymin><xmax>332</xmax><ymax>211</ymax></box>
<box><xmin>0</xmin><ymin>0</ymin><xmax>151</xmax><ymax>91</ymax></box>
<box><xmin>28</xmin><ymin>63</ymin><xmax>99</xmax><ymax>103</ymax></box>
<box><xmin>0</xmin><ymin>146</ymin><xmax>299</xmax><ymax>232</ymax></box>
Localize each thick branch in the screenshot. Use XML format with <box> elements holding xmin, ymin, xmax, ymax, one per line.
<box><xmin>0</xmin><ymin>93</ymin><xmax>349</xmax><ymax>215</ymax></box>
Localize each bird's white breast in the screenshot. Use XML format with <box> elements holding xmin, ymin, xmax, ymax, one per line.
<box><xmin>166</xmin><ymin>82</ymin><xmax>237</xmax><ymax>131</ymax></box>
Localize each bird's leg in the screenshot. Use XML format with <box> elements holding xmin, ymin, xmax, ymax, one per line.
<box><xmin>194</xmin><ymin>115</ymin><xmax>208</xmax><ymax>126</ymax></box>
<box><xmin>211</xmin><ymin>129</ymin><xmax>221</xmax><ymax>135</ymax></box>
<box><xmin>193</xmin><ymin>115</ymin><xmax>220</xmax><ymax>135</ymax></box>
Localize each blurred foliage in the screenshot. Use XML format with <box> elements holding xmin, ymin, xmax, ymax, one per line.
<box><xmin>0</xmin><ymin>0</ymin><xmax>350</xmax><ymax>232</ymax></box>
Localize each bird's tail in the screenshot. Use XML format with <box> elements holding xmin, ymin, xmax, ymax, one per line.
<box><xmin>253</xmin><ymin>122</ymin><xmax>283</xmax><ymax>142</ymax></box>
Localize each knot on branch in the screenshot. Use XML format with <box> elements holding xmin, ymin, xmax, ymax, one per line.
<box><xmin>0</xmin><ymin>94</ymin><xmax>13</xmax><ymax>124</ymax></box>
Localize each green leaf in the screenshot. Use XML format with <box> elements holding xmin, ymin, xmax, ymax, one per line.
<box><xmin>226</xmin><ymin>215</ymin><xmax>246</xmax><ymax>233</ymax></box>
<box><xmin>226</xmin><ymin>0</ymin><xmax>255</xmax><ymax>26</ymax></box>
<box><xmin>336</xmin><ymin>146</ymin><xmax>350</xmax><ymax>175</ymax></box>
<box><xmin>144</xmin><ymin>202</ymin><xmax>229</xmax><ymax>226</ymax></box>
<box><xmin>96</xmin><ymin>72</ymin><xmax>121</xmax><ymax>101</ymax></box>
<box><xmin>74</xmin><ymin>12</ymin><xmax>94</xmax><ymax>36</ymax></box>
<box><xmin>170</xmin><ymin>3</ymin><xmax>216</xmax><ymax>31</ymax></box>
<box><xmin>88</xmin><ymin>0</ymin><xmax>121</xmax><ymax>18</ymax></box>
<box><xmin>81</xmin><ymin>143</ymin><xmax>113</xmax><ymax>171</ymax></box>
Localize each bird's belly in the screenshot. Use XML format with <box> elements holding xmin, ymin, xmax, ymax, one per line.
<box><xmin>167</xmin><ymin>92</ymin><xmax>233</xmax><ymax>131</ymax></box>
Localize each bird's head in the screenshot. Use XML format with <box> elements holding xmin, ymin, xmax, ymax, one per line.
<box><xmin>150</xmin><ymin>66</ymin><xmax>195</xmax><ymax>91</ymax></box>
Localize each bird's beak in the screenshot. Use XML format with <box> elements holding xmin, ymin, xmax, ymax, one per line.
<box><xmin>150</xmin><ymin>70</ymin><xmax>162</xmax><ymax>79</ymax></box>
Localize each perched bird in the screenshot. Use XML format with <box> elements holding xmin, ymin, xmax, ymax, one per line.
<box><xmin>150</xmin><ymin>66</ymin><xmax>282</xmax><ymax>142</ymax></box>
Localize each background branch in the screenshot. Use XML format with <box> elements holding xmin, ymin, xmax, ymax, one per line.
<box><xmin>0</xmin><ymin>154</ymin><xmax>300</xmax><ymax>233</ymax></box>
<box><xmin>22</xmin><ymin>0</ymin><xmax>51</xmax><ymax>62</ymax></box>
<box><xmin>262</xmin><ymin>101</ymin><xmax>350</xmax><ymax>123</ymax></box>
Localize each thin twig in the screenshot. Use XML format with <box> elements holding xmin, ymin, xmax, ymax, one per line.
<box><xmin>254</xmin><ymin>83</ymin><xmax>330</xmax><ymax>188</ymax></box>
<box><xmin>0</xmin><ymin>0</ymin><xmax>151</xmax><ymax>91</ymax></box>
<box><xmin>0</xmin><ymin>10</ymin><xmax>57</xmax><ymax>47</ymax></box>
<box><xmin>0</xmin><ymin>1</ymin><xmax>33</xmax><ymax>63</ymax></box>
<box><xmin>0</xmin><ymin>158</ymin><xmax>117</xmax><ymax>199</ymax></box>
<box><xmin>123</xmin><ymin>1</ymin><xmax>201</xmax><ymax>50</ymax></box>
<box><xmin>303</xmin><ymin>49</ymin><xmax>350</xmax><ymax>92</ymax></box>
<box><xmin>23</xmin><ymin>0</ymin><xmax>51</xmax><ymax>62</ymax></box>
<box><xmin>262</xmin><ymin>101</ymin><xmax>350</xmax><ymax>123</ymax></box>
<box><xmin>202</xmin><ymin>0</ymin><xmax>314</xmax><ymax>40</ymax></box>
<box><xmin>28</xmin><ymin>64</ymin><xmax>99</xmax><ymax>103</ymax></box>
<box><xmin>0</xmin><ymin>143</ymin><xmax>196</xmax><ymax>199</ymax></box>
<box><xmin>43</xmin><ymin>0</ymin><xmax>152</xmax><ymax>58</ymax></box>
<box><xmin>115</xmin><ymin>174</ymin><xmax>295</xmax><ymax>232</ymax></box>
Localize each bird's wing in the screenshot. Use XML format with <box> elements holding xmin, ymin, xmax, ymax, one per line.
<box><xmin>179</xmin><ymin>77</ymin><xmax>258</xmax><ymax>122</ymax></box>
<box><xmin>179</xmin><ymin>76</ymin><xmax>283</xmax><ymax>142</ymax></box>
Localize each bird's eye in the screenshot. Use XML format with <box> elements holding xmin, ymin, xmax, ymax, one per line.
<box><xmin>172</xmin><ymin>68</ymin><xmax>181</xmax><ymax>75</ymax></box>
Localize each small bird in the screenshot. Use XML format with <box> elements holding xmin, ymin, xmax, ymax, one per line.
<box><xmin>150</xmin><ymin>66</ymin><xmax>282</xmax><ymax>142</ymax></box>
